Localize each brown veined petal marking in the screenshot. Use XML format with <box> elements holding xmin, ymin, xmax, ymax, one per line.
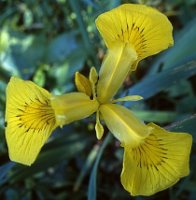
<box><xmin>121</xmin><ymin>123</ymin><xmax>192</xmax><ymax>196</ymax></box>
<box><xmin>5</xmin><ymin>77</ymin><xmax>57</xmax><ymax>166</ymax></box>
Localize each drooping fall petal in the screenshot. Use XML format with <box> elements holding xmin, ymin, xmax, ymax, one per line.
<box><xmin>5</xmin><ymin>77</ymin><xmax>57</xmax><ymax>166</ymax></box>
<box><xmin>96</xmin><ymin>4</ymin><xmax>173</xmax><ymax>70</ymax></box>
<box><xmin>121</xmin><ymin>123</ymin><xmax>192</xmax><ymax>196</ymax></box>
<box><xmin>51</xmin><ymin>92</ymin><xmax>99</xmax><ymax>127</ymax></box>
<box><xmin>99</xmin><ymin>103</ymin><xmax>150</xmax><ymax>146</ymax></box>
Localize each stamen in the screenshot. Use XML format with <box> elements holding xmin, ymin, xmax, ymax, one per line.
<box><xmin>95</xmin><ymin>111</ymin><xmax>104</xmax><ymax>140</ymax></box>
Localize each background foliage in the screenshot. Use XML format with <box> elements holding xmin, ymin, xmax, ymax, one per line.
<box><xmin>0</xmin><ymin>0</ymin><xmax>196</xmax><ymax>199</ymax></box>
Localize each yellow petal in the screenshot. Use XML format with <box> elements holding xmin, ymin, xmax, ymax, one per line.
<box><xmin>97</xmin><ymin>43</ymin><xmax>137</xmax><ymax>103</ymax></box>
<box><xmin>121</xmin><ymin>123</ymin><xmax>192</xmax><ymax>196</ymax></box>
<box><xmin>96</xmin><ymin>4</ymin><xmax>173</xmax><ymax>70</ymax></box>
<box><xmin>99</xmin><ymin>104</ymin><xmax>150</xmax><ymax>146</ymax></box>
<box><xmin>75</xmin><ymin>72</ymin><xmax>92</xmax><ymax>97</ymax></box>
<box><xmin>95</xmin><ymin>111</ymin><xmax>104</xmax><ymax>140</ymax></box>
<box><xmin>51</xmin><ymin>92</ymin><xmax>99</xmax><ymax>127</ymax></box>
<box><xmin>5</xmin><ymin>77</ymin><xmax>57</xmax><ymax>166</ymax></box>
<box><xmin>112</xmin><ymin>95</ymin><xmax>143</xmax><ymax>103</ymax></box>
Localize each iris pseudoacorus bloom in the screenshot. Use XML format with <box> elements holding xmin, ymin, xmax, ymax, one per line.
<box><xmin>5</xmin><ymin>4</ymin><xmax>192</xmax><ymax>196</ymax></box>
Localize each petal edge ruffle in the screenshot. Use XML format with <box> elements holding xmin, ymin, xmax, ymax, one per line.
<box><xmin>121</xmin><ymin>123</ymin><xmax>192</xmax><ymax>196</ymax></box>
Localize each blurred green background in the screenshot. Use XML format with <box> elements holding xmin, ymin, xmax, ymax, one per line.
<box><xmin>0</xmin><ymin>0</ymin><xmax>196</xmax><ymax>199</ymax></box>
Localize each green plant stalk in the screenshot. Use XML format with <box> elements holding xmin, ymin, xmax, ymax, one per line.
<box><xmin>87</xmin><ymin>133</ymin><xmax>112</xmax><ymax>200</ymax></box>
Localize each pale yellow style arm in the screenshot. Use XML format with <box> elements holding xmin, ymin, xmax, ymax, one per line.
<box><xmin>99</xmin><ymin>103</ymin><xmax>150</xmax><ymax>146</ymax></box>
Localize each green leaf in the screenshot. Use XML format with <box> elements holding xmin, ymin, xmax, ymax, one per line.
<box><xmin>66</xmin><ymin>47</ymin><xmax>87</xmax><ymax>77</ymax></box>
<box><xmin>0</xmin><ymin>29</ymin><xmax>46</xmax><ymax>78</ymax></box>
<box><xmin>126</xmin><ymin>61</ymin><xmax>196</xmax><ymax>103</ymax></box>
<box><xmin>88</xmin><ymin>134</ymin><xmax>112</xmax><ymax>200</ymax></box>
<box><xmin>132</xmin><ymin>110</ymin><xmax>179</xmax><ymax>123</ymax></box>
<box><xmin>69</xmin><ymin>0</ymin><xmax>92</xmax><ymax>52</ymax></box>
<box><xmin>73</xmin><ymin>145</ymin><xmax>99</xmax><ymax>191</ymax></box>
<box><xmin>48</xmin><ymin>47</ymin><xmax>86</xmax><ymax>92</ymax></box>
<box><xmin>0</xmin><ymin>162</ymin><xmax>15</xmax><ymax>186</ymax></box>
<box><xmin>149</xmin><ymin>18</ymin><xmax>196</xmax><ymax>74</ymax></box>
<box><xmin>167</xmin><ymin>80</ymin><xmax>196</xmax><ymax>113</ymax></box>
<box><xmin>166</xmin><ymin>114</ymin><xmax>196</xmax><ymax>140</ymax></box>
<box><xmin>47</xmin><ymin>32</ymin><xmax>78</xmax><ymax>63</ymax></box>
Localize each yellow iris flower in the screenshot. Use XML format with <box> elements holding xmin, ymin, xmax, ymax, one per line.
<box><xmin>73</xmin><ymin>68</ymin><xmax>192</xmax><ymax>196</ymax></box>
<box><xmin>5</xmin><ymin>4</ymin><xmax>192</xmax><ymax>196</ymax></box>
<box><xmin>5</xmin><ymin>77</ymin><xmax>98</xmax><ymax>166</ymax></box>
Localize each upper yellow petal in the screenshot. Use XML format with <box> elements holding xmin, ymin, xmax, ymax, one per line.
<box><xmin>5</xmin><ymin>77</ymin><xmax>57</xmax><ymax>166</ymax></box>
<box><xmin>99</xmin><ymin>104</ymin><xmax>150</xmax><ymax>146</ymax></box>
<box><xmin>96</xmin><ymin>3</ymin><xmax>173</xmax><ymax>70</ymax></box>
<box><xmin>121</xmin><ymin>123</ymin><xmax>192</xmax><ymax>196</ymax></box>
<box><xmin>51</xmin><ymin>92</ymin><xmax>99</xmax><ymax>127</ymax></box>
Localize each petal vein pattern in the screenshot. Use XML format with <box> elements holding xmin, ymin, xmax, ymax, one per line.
<box><xmin>5</xmin><ymin>77</ymin><xmax>56</xmax><ymax>165</ymax></box>
<box><xmin>96</xmin><ymin>3</ymin><xmax>173</xmax><ymax>70</ymax></box>
<box><xmin>121</xmin><ymin>123</ymin><xmax>192</xmax><ymax>196</ymax></box>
